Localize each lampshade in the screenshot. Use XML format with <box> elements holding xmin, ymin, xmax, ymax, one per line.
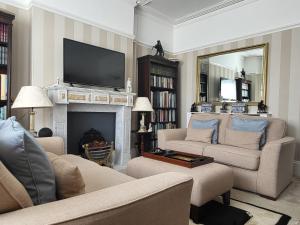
<box><xmin>12</xmin><ymin>86</ymin><xmax>53</xmax><ymax>109</ymax></box>
<box><xmin>132</xmin><ymin>97</ymin><xmax>153</xmax><ymax>112</ymax></box>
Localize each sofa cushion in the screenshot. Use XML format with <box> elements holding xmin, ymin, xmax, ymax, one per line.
<box><xmin>228</xmin><ymin>115</ymin><xmax>287</xmax><ymax>143</ymax></box>
<box><xmin>0</xmin><ymin>117</ymin><xmax>56</xmax><ymax>205</ymax></box>
<box><xmin>203</xmin><ymin>145</ymin><xmax>261</xmax><ymax>170</ymax></box>
<box><xmin>47</xmin><ymin>152</ymin><xmax>85</xmax><ymax>199</ymax></box>
<box><xmin>61</xmin><ymin>154</ymin><xmax>134</xmax><ymax>192</ymax></box>
<box><xmin>225</xmin><ymin>129</ymin><xmax>262</xmax><ymax>150</ymax></box>
<box><xmin>189</xmin><ymin>119</ymin><xmax>218</xmax><ymax>144</ymax></box>
<box><xmin>185</xmin><ymin>128</ymin><xmax>213</xmax><ymax>143</ymax></box>
<box><xmin>0</xmin><ymin>162</ymin><xmax>33</xmax><ymax>213</ymax></box>
<box><xmin>230</xmin><ymin>116</ymin><xmax>268</xmax><ymax>147</ymax></box>
<box><xmin>165</xmin><ymin>140</ymin><xmax>209</xmax><ymax>155</ymax></box>
<box><xmin>189</xmin><ymin>113</ymin><xmax>230</xmax><ymax>144</ymax></box>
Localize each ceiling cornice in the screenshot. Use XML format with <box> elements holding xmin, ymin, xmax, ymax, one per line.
<box><xmin>174</xmin><ymin>0</ymin><xmax>247</xmax><ymax>24</ymax></box>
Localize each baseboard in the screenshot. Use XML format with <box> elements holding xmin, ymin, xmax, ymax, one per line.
<box><xmin>293</xmin><ymin>161</ymin><xmax>300</xmax><ymax>178</ymax></box>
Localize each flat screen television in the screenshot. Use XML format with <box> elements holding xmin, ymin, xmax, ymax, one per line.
<box><xmin>63</xmin><ymin>38</ymin><xmax>125</xmax><ymax>88</ymax></box>
<box><xmin>220</xmin><ymin>78</ymin><xmax>237</xmax><ymax>101</ymax></box>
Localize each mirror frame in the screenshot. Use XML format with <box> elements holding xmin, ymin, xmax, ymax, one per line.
<box><xmin>196</xmin><ymin>43</ymin><xmax>269</xmax><ymax>105</ymax></box>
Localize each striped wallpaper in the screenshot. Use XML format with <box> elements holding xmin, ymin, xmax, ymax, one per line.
<box><xmin>0</xmin><ymin>3</ymin><xmax>31</xmax><ymax>126</ymax></box>
<box><xmin>30</xmin><ymin>7</ymin><xmax>135</xmax><ymax>129</ymax></box>
<box><xmin>176</xmin><ymin>27</ymin><xmax>300</xmax><ymax>160</ymax></box>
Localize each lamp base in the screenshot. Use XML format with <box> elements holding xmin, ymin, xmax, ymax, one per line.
<box><xmin>138</xmin><ymin>112</ymin><xmax>148</xmax><ymax>133</ymax></box>
<box><xmin>29</xmin><ymin>110</ymin><xmax>37</xmax><ymax>137</ymax></box>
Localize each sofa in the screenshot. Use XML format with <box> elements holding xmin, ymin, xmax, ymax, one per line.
<box><xmin>158</xmin><ymin>113</ymin><xmax>296</xmax><ymax>199</ymax></box>
<box><xmin>0</xmin><ymin>137</ymin><xmax>193</xmax><ymax>225</ymax></box>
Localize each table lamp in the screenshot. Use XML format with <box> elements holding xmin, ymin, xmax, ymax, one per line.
<box><xmin>12</xmin><ymin>86</ymin><xmax>53</xmax><ymax>135</ymax></box>
<box><xmin>132</xmin><ymin>97</ymin><xmax>153</xmax><ymax>132</ymax></box>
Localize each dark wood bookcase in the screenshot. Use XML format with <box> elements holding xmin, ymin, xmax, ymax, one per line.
<box><xmin>236</xmin><ymin>78</ymin><xmax>251</xmax><ymax>102</ymax></box>
<box><xmin>137</xmin><ymin>55</ymin><xmax>179</xmax><ymax>151</ymax></box>
<box><xmin>0</xmin><ymin>11</ymin><xmax>15</xmax><ymax>120</ymax></box>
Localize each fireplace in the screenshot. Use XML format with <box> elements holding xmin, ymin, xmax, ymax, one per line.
<box><xmin>48</xmin><ymin>85</ymin><xmax>135</xmax><ymax>170</ymax></box>
<box><xmin>67</xmin><ymin>112</ymin><xmax>115</xmax><ymax>155</ymax></box>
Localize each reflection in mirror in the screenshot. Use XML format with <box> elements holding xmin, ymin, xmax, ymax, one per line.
<box><xmin>196</xmin><ymin>44</ymin><xmax>268</xmax><ymax>104</ymax></box>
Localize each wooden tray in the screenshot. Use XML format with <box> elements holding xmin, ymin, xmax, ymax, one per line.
<box><xmin>142</xmin><ymin>149</ymin><xmax>214</xmax><ymax>168</ymax></box>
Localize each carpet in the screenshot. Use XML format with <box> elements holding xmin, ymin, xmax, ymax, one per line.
<box><xmin>189</xmin><ymin>198</ymin><xmax>292</xmax><ymax>225</ymax></box>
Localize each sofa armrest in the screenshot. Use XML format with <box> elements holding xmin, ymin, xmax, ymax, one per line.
<box><xmin>0</xmin><ymin>172</ymin><xmax>193</xmax><ymax>225</ymax></box>
<box><xmin>36</xmin><ymin>137</ymin><xmax>65</xmax><ymax>155</ymax></box>
<box><xmin>158</xmin><ymin>128</ymin><xmax>187</xmax><ymax>149</ymax></box>
<box><xmin>257</xmin><ymin>137</ymin><xmax>295</xmax><ymax>198</ymax></box>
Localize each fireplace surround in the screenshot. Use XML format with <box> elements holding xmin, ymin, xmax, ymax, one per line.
<box><xmin>48</xmin><ymin>85</ymin><xmax>135</xmax><ymax>170</ymax></box>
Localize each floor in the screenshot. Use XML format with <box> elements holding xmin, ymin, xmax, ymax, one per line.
<box><xmin>189</xmin><ymin>178</ymin><xmax>300</xmax><ymax>225</ymax></box>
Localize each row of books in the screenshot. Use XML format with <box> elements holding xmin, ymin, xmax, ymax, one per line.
<box><xmin>0</xmin><ymin>46</ymin><xmax>8</xmax><ymax>65</ymax></box>
<box><xmin>150</xmin><ymin>91</ymin><xmax>176</xmax><ymax>108</ymax></box>
<box><xmin>151</xmin><ymin>109</ymin><xmax>176</xmax><ymax>123</ymax></box>
<box><xmin>0</xmin><ymin>24</ymin><xmax>8</xmax><ymax>43</ymax></box>
<box><xmin>0</xmin><ymin>106</ymin><xmax>7</xmax><ymax>120</ymax></box>
<box><xmin>150</xmin><ymin>75</ymin><xmax>174</xmax><ymax>89</ymax></box>
<box><xmin>0</xmin><ymin>74</ymin><xmax>8</xmax><ymax>100</ymax></box>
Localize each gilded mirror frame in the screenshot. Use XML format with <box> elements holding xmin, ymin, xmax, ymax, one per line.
<box><xmin>196</xmin><ymin>43</ymin><xmax>269</xmax><ymax>105</ymax></box>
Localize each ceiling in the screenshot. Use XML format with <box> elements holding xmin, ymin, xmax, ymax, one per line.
<box><xmin>138</xmin><ymin>0</ymin><xmax>246</xmax><ymax>24</ymax></box>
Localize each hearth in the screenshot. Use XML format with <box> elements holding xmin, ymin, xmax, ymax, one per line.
<box><xmin>67</xmin><ymin>112</ymin><xmax>115</xmax><ymax>155</ymax></box>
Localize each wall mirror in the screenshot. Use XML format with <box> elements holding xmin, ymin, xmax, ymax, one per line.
<box><xmin>196</xmin><ymin>44</ymin><xmax>268</xmax><ymax>105</ymax></box>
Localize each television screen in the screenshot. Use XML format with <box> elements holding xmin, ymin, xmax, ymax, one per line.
<box><xmin>220</xmin><ymin>78</ymin><xmax>237</xmax><ymax>101</ymax></box>
<box><xmin>63</xmin><ymin>39</ymin><xmax>125</xmax><ymax>88</ymax></box>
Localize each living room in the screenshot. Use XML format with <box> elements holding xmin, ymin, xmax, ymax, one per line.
<box><xmin>0</xmin><ymin>0</ymin><xmax>299</xmax><ymax>224</ymax></box>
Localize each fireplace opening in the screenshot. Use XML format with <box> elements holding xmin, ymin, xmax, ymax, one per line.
<box><xmin>67</xmin><ymin>112</ymin><xmax>116</xmax><ymax>155</ymax></box>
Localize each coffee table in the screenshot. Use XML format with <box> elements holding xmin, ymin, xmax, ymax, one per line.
<box><xmin>127</xmin><ymin>156</ymin><xmax>233</xmax><ymax>224</ymax></box>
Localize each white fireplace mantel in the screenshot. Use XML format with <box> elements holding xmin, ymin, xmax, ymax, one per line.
<box><xmin>47</xmin><ymin>85</ymin><xmax>135</xmax><ymax>170</ymax></box>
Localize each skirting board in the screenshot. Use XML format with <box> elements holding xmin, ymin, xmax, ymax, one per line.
<box><xmin>294</xmin><ymin>161</ymin><xmax>300</xmax><ymax>178</ymax></box>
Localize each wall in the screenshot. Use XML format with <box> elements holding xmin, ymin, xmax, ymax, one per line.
<box><xmin>134</xmin><ymin>8</ymin><xmax>173</xmax><ymax>52</ymax></box>
<box><xmin>174</xmin><ymin>0</ymin><xmax>300</xmax><ymax>53</ymax></box>
<box><xmin>0</xmin><ymin>3</ymin><xmax>31</xmax><ymax>127</ymax></box>
<box><xmin>30</xmin><ymin>6</ymin><xmax>134</xmax><ymax>130</ymax></box>
<box><xmin>0</xmin><ymin>0</ymin><xmax>136</xmax><ymax>37</ymax></box>
<box><xmin>176</xmin><ymin>27</ymin><xmax>300</xmax><ymax>160</ymax></box>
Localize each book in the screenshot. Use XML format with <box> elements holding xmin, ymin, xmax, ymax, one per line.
<box><xmin>0</xmin><ymin>74</ymin><xmax>8</xmax><ymax>100</ymax></box>
<box><xmin>0</xmin><ymin>105</ymin><xmax>7</xmax><ymax>120</ymax></box>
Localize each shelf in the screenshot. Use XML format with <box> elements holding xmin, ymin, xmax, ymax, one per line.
<box><xmin>150</xmin><ymin>73</ymin><xmax>176</xmax><ymax>78</ymax></box>
<box><xmin>151</xmin><ymin>121</ymin><xmax>176</xmax><ymax>124</ymax></box>
<box><xmin>0</xmin><ymin>100</ymin><xmax>7</xmax><ymax>107</ymax></box>
<box><xmin>153</xmin><ymin>107</ymin><xmax>177</xmax><ymax>110</ymax></box>
<box><xmin>150</xmin><ymin>86</ymin><xmax>176</xmax><ymax>92</ymax></box>
<box><xmin>0</xmin><ymin>41</ymin><xmax>8</xmax><ymax>47</ymax></box>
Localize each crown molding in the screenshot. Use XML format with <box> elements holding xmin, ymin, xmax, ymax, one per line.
<box><xmin>0</xmin><ymin>0</ymin><xmax>32</xmax><ymax>9</ymax></box>
<box><xmin>31</xmin><ymin>2</ymin><xmax>135</xmax><ymax>39</ymax></box>
<box><xmin>174</xmin><ymin>0</ymin><xmax>258</xmax><ymax>28</ymax></box>
<box><xmin>0</xmin><ymin>0</ymin><xmax>135</xmax><ymax>39</ymax></box>
<box><xmin>174</xmin><ymin>0</ymin><xmax>247</xmax><ymax>25</ymax></box>
<box><xmin>135</xmin><ymin>5</ymin><xmax>173</xmax><ymax>26</ymax></box>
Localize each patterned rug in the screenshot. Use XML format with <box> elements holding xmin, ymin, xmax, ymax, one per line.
<box><xmin>189</xmin><ymin>179</ymin><xmax>300</xmax><ymax>225</ymax></box>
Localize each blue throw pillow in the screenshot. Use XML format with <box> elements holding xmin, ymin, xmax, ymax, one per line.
<box><xmin>231</xmin><ymin>117</ymin><xmax>269</xmax><ymax>147</ymax></box>
<box><xmin>0</xmin><ymin>117</ymin><xmax>56</xmax><ymax>205</ymax></box>
<box><xmin>191</xmin><ymin>119</ymin><xmax>219</xmax><ymax>144</ymax></box>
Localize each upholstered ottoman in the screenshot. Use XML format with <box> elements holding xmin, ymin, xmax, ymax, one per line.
<box><xmin>127</xmin><ymin>157</ymin><xmax>233</xmax><ymax>223</ymax></box>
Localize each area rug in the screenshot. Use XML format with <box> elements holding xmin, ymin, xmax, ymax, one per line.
<box><xmin>189</xmin><ymin>199</ymin><xmax>291</xmax><ymax>225</ymax></box>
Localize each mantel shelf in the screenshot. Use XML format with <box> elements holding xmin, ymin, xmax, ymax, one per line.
<box><xmin>48</xmin><ymin>85</ymin><xmax>136</xmax><ymax>107</ymax></box>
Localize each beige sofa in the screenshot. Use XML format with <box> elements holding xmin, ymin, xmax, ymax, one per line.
<box><xmin>0</xmin><ymin>137</ymin><xmax>193</xmax><ymax>225</ymax></box>
<box><xmin>158</xmin><ymin>113</ymin><xmax>296</xmax><ymax>199</ymax></box>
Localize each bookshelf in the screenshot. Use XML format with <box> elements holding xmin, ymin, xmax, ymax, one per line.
<box><xmin>137</xmin><ymin>55</ymin><xmax>179</xmax><ymax>151</ymax></box>
<box><xmin>198</xmin><ymin>59</ymin><xmax>209</xmax><ymax>103</ymax></box>
<box><xmin>0</xmin><ymin>11</ymin><xmax>15</xmax><ymax>120</ymax></box>
<box><xmin>236</xmin><ymin>78</ymin><xmax>251</xmax><ymax>102</ymax></box>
